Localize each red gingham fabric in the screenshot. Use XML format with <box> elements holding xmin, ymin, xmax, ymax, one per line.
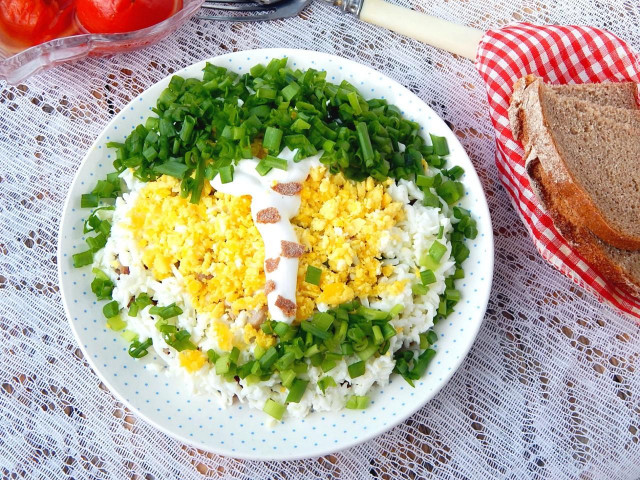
<box><xmin>475</xmin><ymin>23</ymin><xmax>640</xmax><ymax>318</ymax></box>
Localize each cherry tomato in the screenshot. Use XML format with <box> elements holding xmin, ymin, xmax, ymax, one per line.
<box><xmin>0</xmin><ymin>0</ymin><xmax>74</xmax><ymax>46</ymax></box>
<box><xmin>76</xmin><ymin>0</ymin><xmax>182</xmax><ymax>34</ymax></box>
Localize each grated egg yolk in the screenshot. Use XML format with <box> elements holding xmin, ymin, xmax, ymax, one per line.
<box><xmin>292</xmin><ymin>167</ymin><xmax>406</xmax><ymax>320</ymax></box>
<box><xmin>179</xmin><ymin>349</ymin><xmax>207</xmax><ymax>372</ymax></box>
<box><xmin>127</xmin><ymin>176</ymin><xmax>267</xmax><ymax>319</ymax></box>
<box><xmin>243</xmin><ymin>324</ymin><xmax>276</xmax><ymax>349</ymax></box>
<box><xmin>127</xmin><ymin>168</ymin><xmax>406</xmax><ymax>338</ymax></box>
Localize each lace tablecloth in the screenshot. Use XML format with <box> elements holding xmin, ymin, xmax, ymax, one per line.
<box><xmin>2</xmin><ymin>1</ymin><xmax>639</xmax><ymax>478</ymax></box>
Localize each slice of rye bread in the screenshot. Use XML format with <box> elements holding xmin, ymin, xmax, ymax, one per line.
<box><xmin>510</xmin><ymin>75</ymin><xmax>639</xmax><ymax>140</ymax></box>
<box><xmin>509</xmin><ymin>76</ymin><xmax>640</xmax><ymax>250</ymax></box>
<box><xmin>547</xmin><ymin>82</ymin><xmax>639</xmax><ymax>109</ymax></box>
<box><xmin>528</xmin><ymin>158</ymin><xmax>640</xmax><ymax>298</ymax></box>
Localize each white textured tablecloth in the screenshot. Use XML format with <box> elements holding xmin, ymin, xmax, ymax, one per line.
<box><xmin>1</xmin><ymin>1</ymin><xmax>640</xmax><ymax>478</ymax></box>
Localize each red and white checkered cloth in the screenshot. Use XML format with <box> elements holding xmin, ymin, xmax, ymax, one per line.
<box><xmin>475</xmin><ymin>23</ymin><xmax>640</xmax><ymax>318</ymax></box>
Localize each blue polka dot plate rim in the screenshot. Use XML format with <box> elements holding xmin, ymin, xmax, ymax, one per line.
<box><xmin>57</xmin><ymin>48</ymin><xmax>494</xmax><ymax>461</ymax></box>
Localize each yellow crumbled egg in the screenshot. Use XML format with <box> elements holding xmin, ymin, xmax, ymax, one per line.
<box><xmin>212</xmin><ymin>321</ymin><xmax>233</xmax><ymax>352</ymax></box>
<box><xmin>243</xmin><ymin>324</ymin><xmax>276</xmax><ymax>349</ymax></box>
<box><xmin>127</xmin><ymin>167</ymin><xmax>406</xmax><ymax>357</ymax></box>
<box><xmin>127</xmin><ymin>176</ymin><xmax>267</xmax><ymax>321</ymax></box>
<box><xmin>292</xmin><ymin>166</ymin><xmax>405</xmax><ymax>320</ymax></box>
<box><xmin>179</xmin><ymin>350</ymin><xmax>207</xmax><ymax>373</ymax></box>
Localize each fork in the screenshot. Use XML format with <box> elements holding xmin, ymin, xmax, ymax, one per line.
<box><xmin>198</xmin><ymin>0</ymin><xmax>312</xmax><ymax>22</ymax></box>
<box><xmin>198</xmin><ymin>0</ymin><xmax>483</xmax><ymax>60</ymax></box>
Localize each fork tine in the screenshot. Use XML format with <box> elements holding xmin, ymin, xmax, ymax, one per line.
<box><xmin>197</xmin><ymin>0</ymin><xmax>311</xmax><ymax>21</ymax></box>
<box><xmin>201</xmin><ymin>2</ymin><xmax>273</xmax><ymax>10</ymax></box>
<box><xmin>204</xmin><ymin>0</ymin><xmax>256</xmax><ymax>3</ymax></box>
<box><xmin>205</xmin><ymin>0</ymin><xmax>283</xmax><ymax>4</ymax></box>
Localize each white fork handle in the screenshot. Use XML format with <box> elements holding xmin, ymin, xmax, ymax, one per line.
<box><xmin>359</xmin><ymin>0</ymin><xmax>484</xmax><ymax>60</ymax></box>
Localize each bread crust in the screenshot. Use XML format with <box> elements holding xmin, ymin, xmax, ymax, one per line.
<box><xmin>510</xmin><ymin>76</ymin><xmax>640</xmax><ymax>250</ymax></box>
<box><xmin>528</xmin><ymin>159</ymin><xmax>640</xmax><ymax>298</ymax></box>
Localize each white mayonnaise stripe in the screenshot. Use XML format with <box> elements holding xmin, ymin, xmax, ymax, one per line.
<box><xmin>211</xmin><ymin>148</ymin><xmax>321</xmax><ymax>323</ymax></box>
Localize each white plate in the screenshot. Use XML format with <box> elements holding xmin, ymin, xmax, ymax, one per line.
<box><xmin>58</xmin><ymin>48</ymin><xmax>494</xmax><ymax>460</ymax></box>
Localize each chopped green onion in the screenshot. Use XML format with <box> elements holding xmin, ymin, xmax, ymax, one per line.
<box><xmin>311</xmin><ymin>312</ymin><xmax>334</xmax><ymax>331</ymax></box>
<box><xmin>452</xmin><ymin>242</ymin><xmax>470</xmax><ymax>264</ymax></box>
<box><xmin>410</xmin><ymin>348</ymin><xmax>436</xmax><ymax>378</ymax></box>
<box><xmin>318</xmin><ymin>376</ymin><xmax>336</xmax><ymax>394</ymax></box>
<box><xmin>128</xmin><ymin>302</ymin><xmax>139</xmax><ymax>317</ymax></box>
<box><xmin>229</xmin><ymin>347</ymin><xmax>240</xmax><ymax>364</ymax></box>
<box><xmin>279</xmin><ymin>369</ymin><xmax>296</xmax><ymax>389</ymax></box>
<box><xmin>416</xmin><ymin>175</ymin><xmax>434</xmax><ymax>189</ymax></box>
<box><xmin>72</xmin><ymin>250</ymin><xmax>94</xmax><ymax>268</ymax></box>
<box><xmin>285</xmin><ymin>378</ymin><xmax>309</xmax><ymax>403</ymax></box>
<box><xmin>348</xmin><ymin>360</ymin><xmax>365</xmax><ymax>378</ymax></box>
<box><xmin>420</xmin><ymin>270</ymin><xmax>436</xmax><ymax>285</ymax></box>
<box><xmin>418</xmin><ymin>252</ymin><xmax>439</xmax><ymax>271</ymax></box>
<box><xmin>263</xmin><ymin>399</ymin><xmax>286</xmax><ymax>420</ymax></box>
<box><xmin>179</xmin><ymin>115</ymin><xmax>196</xmax><ymax>143</ymax></box>
<box><xmin>412</xmin><ymin>283</ymin><xmax>428</xmax><ymax>296</ymax></box>
<box><xmin>106</xmin><ymin>314</ymin><xmax>126</xmax><ymax>331</ymax></box>
<box><xmin>345</xmin><ymin>395</ymin><xmax>369</xmax><ymax>409</ymax></box>
<box><xmin>255</xmin><ymin>160</ymin><xmax>272</xmax><ymax>176</ymax></box>
<box><xmin>264</xmin><ymin>155</ymin><xmax>288</xmax><ymax>171</ymax></box>
<box><xmin>253</xmin><ymin>345</ymin><xmax>266</xmax><ymax>360</ymax></box>
<box><xmin>356</xmin><ymin>122</ymin><xmax>374</xmax><ymax>163</ymax></box>
<box><xmin>436</xmin><ymin>180</ymin><xmax>464</xmax><ymax>205</ymax></box>
<box><xmin>86</xmin><ymin>233</ymin><xmax>107</xmax><ymax>252</ymax></box>
<box><xmin>273</xmin><ymin>322</ymin><xmax>290</xmax><ymax>338</ymax></box>
<box><xmin>90</xmin><ymin>268</ymin><xmax>114</xmax><ymax>300</ymax></box>
<box><xmin>445</xmin><ymin>289</ymin><xmax>461</xmax><ymax>302</ymax></box>
<box><xmin>321</xmin><ymin>353</ymin><xmax>340</xmax><ymax>372</ymax></box>
<box><xmin>121</xmin><ymin>330</ymin><xmax>138</xmax><ymax>343</ymax></box>
<box><xmin>216</xmin><ymin>355</ymin><xmax>231</xmax><ymax>374</ymax></box>
<box><xmin>422</xmin><ymin>190</ymin><xmax>440</xmax><ymax>208</ymax></box>
<box><xmin>259</xmin><ymin>346</ymin><xmax>278</xmax><ymax>369</ymax></box>
<box><xmin>372</xmin><ymin>325</ymin><xmax>384</xmax><ymax>345</ymax></box>
<box><xmin>389</xmin><ymin>304</ymin><xmax>404</xmax><ymax>317</ymax></box>
<box><xmin>356</xmin><ymin>342</ymin><xmax>379</xmax><ymax>361</ymax></box>
<box><xmin>452</xmin><ymin>267</ymin><xmax>465</xmax><ymax>280</ymax></box>
<box><xmin>136</xmin><ymin>293</ymin><xmax>152</xmax><ymax>309</ymax></box>
<box><xmin>355</xmin><ymin>305</ymin><xmax>389</xmax><ymax>321</ymax></box>
<box><xmin>257</xmin><ymin>87</ymin><xmax>277</xmax><ymax>99</ymax></box>
<box><xmin>103</xmin><ymin>300</ymin><xmax>120</xmax><ymax>319</ymax></box>
<box><xmin>281</xmin><ymin>82</ymin><xmax>301</xmax><ymax>101</ymax></box>
<box><xmin>291</xmin><ymin>118</ymin><xmax>311</xmax><ymax>131</ymax></box>
<box><xmin>300</xmin><ymin>321</ymin><xmax>331</xmax><ymax>340</ymax></box>
<box><xmin>207</xmin><ymin>349</ymin><xmax>219</xmax><ymax>363</ymax></box>
<box><xmin>304</xmin><ymin>265</ymin><xmax>322</xmax><ymax>286</ymax></box>
<box><xmin>347</xmin><ymin>91</ymin><xmax>362</xmax><ymax>115</ymax></box>
<box><xmin>341</xmin><ymin>343</ymin><xmax>354</xmax><ymax>356</ymax></box>
<box><xmin>274</xmin><ymin>352</ymin><xmax>296</xmax><ymax>371</ymax></box>
<box><xmin>219</xmin><ymin>165</ymin><xmax>234</xmax><ymax>184</ymax></box>
<box><xmin>152</xmin><ymin>161</ymin><xmax>189</xmax><ymax>179</ymax></box>
<box><xmin>128</xmin><ymin>338</ymin><xmax>152</xmax><ymax>358</ymax></box>
<box><xmin>446</xmin><ymin>166</ymin><xmax>465</xmax><ymax>179</ymax></box>
<box><xmin>149</xmin><ymin>303</ymin><xmax>183</xmax><ymax>319</ymax></box>
<box><xmin>382</xmin><ymin>323</ymin><xmax>397</xmax><ymax>340</ymax></box>
<box><xmin>429</xmin><ymin>134</ymin><xmax>449</xmax><ymax>156</ymax></box>
<box><xmin>263</xmin><ymin>126</ymin><xmax>283</xmax><ymax>152</ymax></box>
<box><xmin>81</xmin><ymin>194</ymin><xmax>99</xmax><ymax>208</ymax></box>
<box><xmin>426</xmin><ymin>330</ymin><xmax>438</xmax><ymax>345</ymax></box>
<box><xmin>429</xmin><ymin>241</ymin><xmax>447</xmax><ymax>263</ymax></box>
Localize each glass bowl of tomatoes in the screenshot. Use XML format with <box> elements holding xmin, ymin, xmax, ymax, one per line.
<box><xmin>0</xmin><ymin>0</ymin><xmax>203</xmax><ymax>84</ymax></box>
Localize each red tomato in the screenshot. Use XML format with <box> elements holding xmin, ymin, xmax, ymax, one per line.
<box><xmin>0</xmin><ymin>0</ymin><xmax>74</xmax><ymax>46</ymax></box>
<box><xmin>76</xmin><ymin>0</ymin><xmax>182</xmax><ymax>34</ymax></box>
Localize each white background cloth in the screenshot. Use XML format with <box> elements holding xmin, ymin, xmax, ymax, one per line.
<box><xmin>1</xmin><ymin>1</ymin><xmax>640</xmax><ymax>478</ymax></box>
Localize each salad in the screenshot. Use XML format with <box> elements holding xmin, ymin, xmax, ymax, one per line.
<box><xmin>72</xmin><ymin>58</ymin><xmax>477</xmax><ymax>421</ymax></box>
